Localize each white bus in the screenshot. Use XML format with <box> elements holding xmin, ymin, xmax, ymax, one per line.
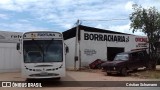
<box><xmin>18</xmin><ymin>31</ymin><xmax>66</xmax><ymax>79</ymax></box>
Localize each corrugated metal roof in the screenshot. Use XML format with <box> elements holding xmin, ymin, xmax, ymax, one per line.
<box><xmin>63</xmin><ymin>25</ymin><xmax>131</xmax><ymax>40</ymax></box>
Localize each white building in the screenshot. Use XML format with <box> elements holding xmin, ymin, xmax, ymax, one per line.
<box><xmin>0</xmin><ymin>31</ymin><xmax>22</xmax><ymax>72</ymax></box>
<box><xmin>63</xmin><ymin>25</ymin><xmax>148</xmax><ymax>70</ymax></box>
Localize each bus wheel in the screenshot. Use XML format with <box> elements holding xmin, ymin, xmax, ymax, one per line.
<box><xmin>26</xmin><ymin>78</ymin><xmax>33</xmax><ymax>82</ymax></box>
<box><xmin>54</xmin><ymin>77</ymin><xmax>61</xmax><ymax>80</ymax></box>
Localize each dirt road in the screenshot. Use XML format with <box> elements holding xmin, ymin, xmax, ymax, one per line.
<box><xmin>0</xmin><ymin>70</ymin><xmax>148</xmax><ymax>81</ymax></box>
<box><xmin>0</xmin><ymin>70</ymin><xmax>159</xmax><ymax>90</ymax></box>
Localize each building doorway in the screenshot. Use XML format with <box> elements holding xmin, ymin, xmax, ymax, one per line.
<box><xmin>107</xmin><ymin>47</ymin><xmax>124</xmax><ymax>61</ymax></box>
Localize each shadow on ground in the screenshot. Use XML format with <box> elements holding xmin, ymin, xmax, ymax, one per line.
<box><xmin>25</xmin><ymin>74</ymin><xmax>81</xmax><ymax>87</ymax></box>
<box><xmin>103</xmin><ymin>67</ymin><xmax>160</xmax><ymax>78</ymax></box>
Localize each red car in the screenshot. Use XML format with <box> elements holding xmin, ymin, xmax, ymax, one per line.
<box><xmin>101</xmin><ymin>50</ymin><xmax>153</xmax><ymax>76</ymax></box>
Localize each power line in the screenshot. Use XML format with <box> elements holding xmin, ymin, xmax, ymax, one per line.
<box><xmin>81</xmin><ymin>18</ymin><xmax>129</xmax><ymax>21</ymax></box>
<box><xmin>73</xmin><ymin>18</ymin><xmax>129</xmax><ymax>27</ymax></box>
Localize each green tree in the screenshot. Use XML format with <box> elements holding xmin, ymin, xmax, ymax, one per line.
<box><xmin>130</xmin><ymin>4</ymin><xmax>160</xmax><ymax>70</ymax></box>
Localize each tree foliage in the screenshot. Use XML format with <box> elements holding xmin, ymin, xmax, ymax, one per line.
<box><xmin>130</xmin><ymin>4</ymin><xmax>160</xmax><ymax>69</ymax></box>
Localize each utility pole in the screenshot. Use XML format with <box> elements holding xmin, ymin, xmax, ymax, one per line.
<box><xmin>74</xmin><ymin>19</ymin><xmax>79</xmax><ymax>70</ymax></box>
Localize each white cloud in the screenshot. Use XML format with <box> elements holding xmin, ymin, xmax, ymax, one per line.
<box><xmin>0</xmin><ymin>0</ymin><xmax>12</xmax><ymax>4</ymax></box>
<box><xmin>0</xmin><ymin>23</ymin><xmax>51</xmax><ymax>32</ymax></box>
<box><xmin>0</xmin><ymin>0</ymin><xmax>40</xmax><ymax>11</ymax></box>
<box><xmin>95</xmin><ymin>24</ymin><xmax>104</xmax><ymax>29</ymax></box>
<box><xmin>125</xmin><ymin>1</ymin><xmax>134</xmax><ymax>11</ymax></box>
<box><xmin>18</xmin><ymin>19</ymin><xmax>30</xmax><ymax>23</ymax></box>
<box><xmin>0</xmin><ymin>0</ymin><xmax>21</xmax><ymax>11</ymax></box>
<box><xmin>63</xmin><ymin>23</ymin><xmax>73</xmax><ymax>29</ymax></box>
<box><xmin>32</xmin><ymin>0</ymin><xmax>129</xmax><ymax>30</ymax></box>
<box><xmin>108</xmin><ymin>23</ymin><xmax>131</xmax><ymax>33</ymax></box>
<box><xmin>0</xmin><ymin>14</ymin><xmax>9</xmax><ymax>19</ymax></box>
<box><xmin>108</xmin><ymin>22</ymin><xmax>145</xmax><ymax>36</ymax></box>
<box><xmin>0</xmin><ymin>0</ymin><xmax>159</xmax><ymax>34</ymax></box>
<box><xmin>0</xmin><ymin>0</ymin><xmax>128</xmax><ymax>26</ymax></box>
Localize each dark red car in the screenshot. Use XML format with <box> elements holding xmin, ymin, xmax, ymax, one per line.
<box><xmin>101</xmin><ymin>50</ymin><xmax>152</xmax><ymax>76</ymax></box>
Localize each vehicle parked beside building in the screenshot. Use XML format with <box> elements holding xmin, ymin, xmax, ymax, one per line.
<box><xmin>154</xmin><ymin>42</ymin><xmax>160</xmax><ymax>65</ymax></box>
<box><xmin>19</xmin><ymin>31</ymin><xmax>66</xmax><ymax>79</ymax></box>
<box><xmin>101</xmin><ymin>49</ymin><xmax>152</xmax><ymax>76</ymax></box>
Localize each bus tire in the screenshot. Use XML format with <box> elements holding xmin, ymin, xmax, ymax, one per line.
<box><xmin>55</xmin><ymin>77</ymin><xmax>61</xmax><ymax>80</ymax></box>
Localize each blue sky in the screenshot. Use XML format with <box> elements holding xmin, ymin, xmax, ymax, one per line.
<box><xmin>0</xmin><ymin>0</ymin><xmax>160</xmax><ymax>35</ymax></box>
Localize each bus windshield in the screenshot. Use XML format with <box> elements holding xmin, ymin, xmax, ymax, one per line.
<box><xmin>23</xmin><ymin>40</ymin><xmax>63</xmax><ymax>63</ymax></box>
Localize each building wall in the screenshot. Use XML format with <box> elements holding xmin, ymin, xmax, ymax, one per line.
<box><xmin>0</xmin><ymin>43</ymin><xmax>21</xmax><ymax>72</ymax></box>
<box><xmin>80</xmin><ymin>30</ymin><xmax>147</xmax><ymax>67</ymax></box>
<box><xmin>80</xmin><ymin>30</ymin><xmax>107</xmax><ymax>66</ymax></box>
<box><xmin>64</xmin><ymin>37</ymin><xmax>76</xmax><ymax>69</ymax></box>
<box><xmin>64</xmin><ymin>30</ymin><xmax>148</xmax><ymax>69</ymax></box>
<box><xmin>0</xmin><ymin>31</ymin><xmax>22</xmax><ymax>73</ymax></box>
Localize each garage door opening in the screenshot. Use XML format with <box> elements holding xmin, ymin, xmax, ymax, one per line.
<box><xmin>107</xmin><ymin>47</ymin><xmax>124</xmax><ymax>61</ymax></box>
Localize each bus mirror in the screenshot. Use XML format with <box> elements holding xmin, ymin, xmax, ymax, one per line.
<box><xmin>65</xmin><ymin>46</ymin><xmax>69</xmax><ymax>53</ymax></box>
<box><xmin>17</xmin><ymin>43</ymin><xmax>20</xmax><ymax>50</ymax></box>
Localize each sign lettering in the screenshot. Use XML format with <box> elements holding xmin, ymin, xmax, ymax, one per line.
<box><xmin>84</xmin><ymin>49</ymin><xmax>96</xmax><ymax>56</ymax></box>
<box><xmin>135</xmin><ymin>37</ymin><xmax>147</xmax><ymax>42</ymax></box>
<box><xmin>11</xmin><ymin>35</ymin><xmax>22</xmax><ymax>38</ymax></box>
<box><xmin>84</xmin><ymin>33</ymin><xmax>129</xmax><ymax>42</ymax></box>
<box><xmin>37</xmin><ymin>33</ymin><xmax>55</xmax><ymax>36</ymax></box>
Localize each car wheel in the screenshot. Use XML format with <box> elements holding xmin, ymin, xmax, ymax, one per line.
<box><xmin>107</xmin><ymin>72</ymin><xmax>112</xmax><ymax>76</ymax></box>
<box><xmin>133</xmin><ymin>68</ymin><xmax>138</xmax><ymax>72</ymax></box>
<box><xmin>146</xmin><ymin>63</ymin><xmax>153</xmax><ymax>70</ymax></box>
<box><xmin>121</xmin><ymin>68</ymin><xmax>128</xmax><ymax>76</ymax></box>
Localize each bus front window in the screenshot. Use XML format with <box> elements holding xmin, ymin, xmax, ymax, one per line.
<box><xmin>44</xmin><ymin>40</ymin><xmax>63</xmax><ymax>62</ymax></box>
<box><xmin>23</xmin><ymin>40</ymin><xmax>63</xmax><ymax>63</ymax></box>
<box><xmin>27</xmin><ymin>51</ymin><xmax>43</xmax><ymax>63</ymax></box>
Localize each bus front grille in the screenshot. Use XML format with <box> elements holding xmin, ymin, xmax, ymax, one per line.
<box><xmin>29</xmin><ymin>73</ymin><xmax>59</xmax><ymax>77</ymax></box>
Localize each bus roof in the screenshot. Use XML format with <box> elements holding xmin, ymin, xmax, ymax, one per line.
<box><xmin>23</xmin><ymin>31</ymin><xmax>62</xmax><ymax>34</ymax></box>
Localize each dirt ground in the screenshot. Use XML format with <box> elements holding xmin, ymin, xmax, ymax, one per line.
<box><xmin>0</xmin><ymin>67</ymin><xmax>160</xmax><ymax>90</ymax></box>
<box><xmin>0</xmin><ymin>69</ymin><xmax>149</xmax><ymax>81</ymax></box>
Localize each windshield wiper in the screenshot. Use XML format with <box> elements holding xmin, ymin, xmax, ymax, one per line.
<box><xmin>46</xmin><ymin>39</ymin><xmax>54</xmax><ymax>51</ymax></box>
<box><xmin>31</xmin><ymin>40</ymin><xmax>45</xmax><ymax>62</ymax></box>
<box><xmin>32</xmin><ymin>40</ymin><xmax>43</xmax><ymax>52</ymax></box>
<box><xmin>115</xmin><ymin>59</ymin><xmax>123</xmax><ymax>61</ymax></box>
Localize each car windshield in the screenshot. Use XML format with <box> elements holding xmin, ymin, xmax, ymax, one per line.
<box><xmin>114</xmin><ymin>54</ymin><xmax>129</xmax><ymax>61</ymax></box>
<box><xmin>23</xmin><ymin>40</ymin><xmax>63</xmax><ymax>63</ymax></box>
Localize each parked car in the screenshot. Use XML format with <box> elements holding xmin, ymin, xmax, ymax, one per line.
<box><xmin>101</xmin><ymin>49</ymin><xmax>153</xmax><ymax>76</ymax></box>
